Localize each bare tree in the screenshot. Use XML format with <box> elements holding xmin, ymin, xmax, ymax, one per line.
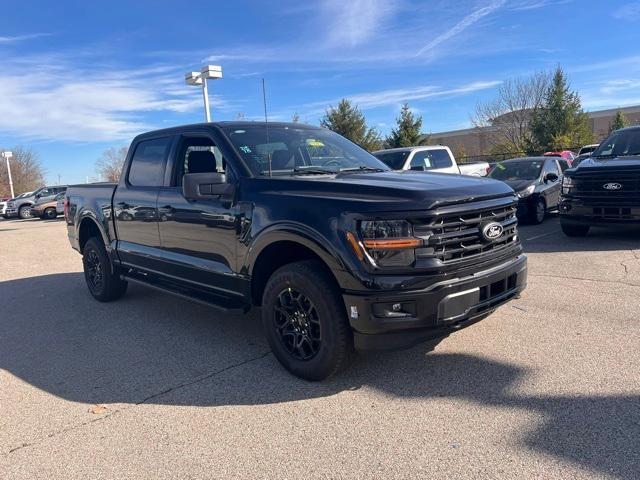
<box><xmin>95</xmin><ymin>147</ymin><xmax>128</xmax><ymax>182</ymax></box>
<box><xmin>473</xmin><ymin>71</ymin><xmax>551</xmax><ymax>154</ymax></box>
<box><xmin>0</xmin><ymin>146</ymin><xmax>45</xmax><ymax>197</ymax></box>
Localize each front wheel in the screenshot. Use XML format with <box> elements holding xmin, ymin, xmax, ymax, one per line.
<box><xmin>529</xmin><ymin>198</ymin><xmax>546</xmax><ymax>224</ymax></box>
<box><xmin>43</xmin><ymin>208</ymin><xmax>57</xmax><ymax>219</ymax></box>
<box><xmin>18</xmin><ymin>205</ymin><xmax>31</xmax><ymax>219</ymax></box>
<box><xmin>82</xmin><ymin>237</ymin><xmax>128</xmax><ymax>302</ymax></box>
<box><xmin>261</xmin><ymin>260</ymin><xmax>352</xmax><ymax>381</ymax></box>
<box><xmin>561</xmin><ymin>221</ymin><xmax>590</xmax><ymax>237</ymax></box>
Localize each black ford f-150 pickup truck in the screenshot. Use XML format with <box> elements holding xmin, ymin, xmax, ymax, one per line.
<box><xmin>560</xmin><ymin>126</ymin><xmax>640</xmax><ymax>236</ymax></box>
<box><xmin>65</xmin><ymin>122</ymin><xmax>527</xmax><ymax>380</ymax></box>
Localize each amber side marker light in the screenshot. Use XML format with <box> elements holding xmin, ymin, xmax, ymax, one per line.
<box><xmin>363</xmin><ymin>238</ymin><xmax>422</xmax><ymax>250</ymax></box>
<box><xmin>346</xmin><ymin>232</ymin><xmax>364</xmax><ymax>260</ymax></box>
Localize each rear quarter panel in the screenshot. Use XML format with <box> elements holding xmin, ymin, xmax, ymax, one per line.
<box><xmin>66</xmin><ymin>184</ymin><xmax>117</xmax><ymax>253</ymax></box>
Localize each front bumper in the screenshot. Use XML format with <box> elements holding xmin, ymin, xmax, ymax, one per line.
<box><xmin>343</xmin><ymin>254</ymin><xmax>527</xmax><ymax>350</ymax></box>
<box><xmin>560</xmin><ymin>199</ymin><xmax>640</xmax><ymax>225</ymax></box>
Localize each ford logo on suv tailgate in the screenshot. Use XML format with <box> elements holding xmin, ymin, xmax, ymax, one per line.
<box><xmin>603</xmin><ymin>182</ymin><xmax>623</xmax><ymax>190</ymax></box>
<box><xmin>481</xmin><ymin>222</ymin><xmax>504</xmax><ymax>241</ymax></box>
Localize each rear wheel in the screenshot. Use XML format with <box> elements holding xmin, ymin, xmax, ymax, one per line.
<box><xmin>261</xmin><ymin>260</ymin><xmax>352</xmax><ymax>381</ymax></box>
<box><xmin>18</xmin><ymin>205</ymin><xmax>31</xmax><ymax>219</ymax></box>
<box><xmin>561</xmin><ymin>221</ymin><xmax>590</xmax><ymax>237</ymax></box>
<box><xmin>82</xmin><ymin>237</ymin><xmax>128</xmax><ymax>302</ymax></box>
<box><xmin>43</xmin><ymin>208</ymin><xmax>57</xmax><ymax>220</ymax></box>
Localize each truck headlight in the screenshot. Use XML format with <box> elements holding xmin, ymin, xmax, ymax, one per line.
<box><xmin>517</xmin><ymin>185</ymin><xmax>535</xmax><ymax>198</ymax></box>
<box><xmin>357</xmin><ymin>220</ymin><xmax>421</xmax><ymax>267</ymax></box>
<box><xmin>562</xmin><ymin>176</ymin><xmax>575</xmax><ymax>195</ymax></box>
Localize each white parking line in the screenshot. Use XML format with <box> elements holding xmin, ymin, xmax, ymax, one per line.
<box><xmin>525</xmin><ymin>231</ymin><xmax>557</xmax><ymax>241</ymax></box>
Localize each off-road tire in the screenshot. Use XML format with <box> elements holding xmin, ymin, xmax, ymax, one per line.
<box><xmin>560</xmin><ymin>221</ymin><xmax>590</xmax><ymax>237</ymax></box>
<box><xmin>261</xmin><ymin>260</ymin><xmax>352</xmax><ymax>381</ymax></box>
<box><xmin>82</xmin><ymin>237</ymin><xmax>128</xmax><ymax>302</ymax></box>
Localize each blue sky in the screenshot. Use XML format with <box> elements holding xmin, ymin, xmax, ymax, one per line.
<box><xmin>1</xmin><ymin>0</ymin><xmax>640</xmax><ymax>185</ymax></box>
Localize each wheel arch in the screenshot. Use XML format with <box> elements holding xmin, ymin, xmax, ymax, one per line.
<box><xmin>247</xmin><ymin>227</ymin><xmax>346</xmax><ymax>306</ymax></box>
<box><xmin>78</xmin><ymin>216</ymin><xmax>108</xmax><ymax>253</ymax></box>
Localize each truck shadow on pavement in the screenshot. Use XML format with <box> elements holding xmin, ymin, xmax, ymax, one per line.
<box><xmin>1</xmin><ymin>272</ymin><xmax>638</xmax><ymax>478</ymax></box>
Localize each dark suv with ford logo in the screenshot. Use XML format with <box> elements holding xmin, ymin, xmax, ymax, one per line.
<box><xmin>560</xmin><ymin>126</ymin><xmax>640</xmax><ymax>236</ymax></box>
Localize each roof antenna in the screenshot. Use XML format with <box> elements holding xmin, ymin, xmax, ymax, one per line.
<box><xmin>262</xmin><ymin>78</ymin><xmax>272</xmax><ymax>177</ymax></box>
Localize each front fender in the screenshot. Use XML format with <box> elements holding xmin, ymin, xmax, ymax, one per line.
<box><xmin>243</xmin><ymin>222</ymin><xmax>348</xmax><ymax>277</ymax></box>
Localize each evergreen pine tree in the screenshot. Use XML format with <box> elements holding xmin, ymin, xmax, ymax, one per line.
<box><xmin>608</xmin><ymin>110</ymin><xmax>628</xmax><ymax>133</ymax></box>
<box><xmin>385</xmin><ymin>103</ymin><xmax>426</xmax><ymax>148</ymax></box>
<box><xmin>320</xmin><ymin>99</ymin><xmax>382</xmax><ymax>151</ymax></box>
<box><xmin>528</xmin><ymin>67</ymin><xmax>593</xmax><ymax>151</ymax></box>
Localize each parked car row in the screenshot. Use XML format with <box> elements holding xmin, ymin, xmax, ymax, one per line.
<box><xmin>2</xmin><ymin>185</ymin><xmax>67</xmax><ymax>220</ymax></box>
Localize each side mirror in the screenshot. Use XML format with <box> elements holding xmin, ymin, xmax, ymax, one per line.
<box><xmin>545</xmin><ymin>172</ymin><xmax>559</xmax><ymax>183</ymax></box>
<box><xmin>183</xmin><ymin>172</ymin><xmax>233</xmax><ymax>201</ymax></box>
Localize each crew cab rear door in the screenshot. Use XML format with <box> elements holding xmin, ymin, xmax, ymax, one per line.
<box><xmin>113</xmin><ymin>135</ymin><xmax>172</xmax><ymax>270</ymax></box>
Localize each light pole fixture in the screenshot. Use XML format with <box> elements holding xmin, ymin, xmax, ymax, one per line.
<box><xmin>1</xmin><ymin>151</ymin><xmax>14</xmax><ymax>198</ymax></box>
<box><xmin>185</xmin><ymin>65</ymin><xmax>223</xmax><ymax>122</ymax></box>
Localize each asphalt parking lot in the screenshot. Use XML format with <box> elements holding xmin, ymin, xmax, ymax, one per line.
<box><xmin>0</xmin><ymin>216</ymin><xmax>639</xmax><ymax>479</ymax></box>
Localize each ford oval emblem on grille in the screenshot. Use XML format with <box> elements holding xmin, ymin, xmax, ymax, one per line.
<box><xmin>602</xmin><ymin>182</ymin><xmax>623</xmax><ymax>190</ymax></box>
<box><xmin>481</xmin><ymin>222</ymin><xmax>504</xmax><ymax>241</ymax></box>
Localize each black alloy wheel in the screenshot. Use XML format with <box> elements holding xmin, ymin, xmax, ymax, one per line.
<box><xmin>273</xmin><ymin>287</ymin><xmax>322</xmax><ymax>361</ymax></box>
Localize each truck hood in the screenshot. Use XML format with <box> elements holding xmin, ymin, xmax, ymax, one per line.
<box><xmin>247</xmin><ymin>170</ymin><xmax>516</xmax><ymax>211</ymax></box>
<box><xmin>502</xmin><ymin>179</ymin><xmax>536</xmax><ymax>193</ymax></box>
<box><xmin>569</xmin><ymin>155</ymin><xmax>640</xmax><ymax>175</ymax></box>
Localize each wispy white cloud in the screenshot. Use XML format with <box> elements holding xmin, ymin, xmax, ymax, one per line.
<box><xmin>0</xmin><ymin>33</ymin><xmax>51</xmax><ymax>44</ymax></box>
<box><xmin>300</xmin><ymin>80</ymin><xmax>502</xmax><ymax>115</ymax></box>
<box><xmin>612</xmin><ymin>1</ymin><xmax>640</xmax><ymax>20</ymax></box>
<box><xmin>0</xmin><ymin>55</ymin><xmax>230</xmax><ymax>142</ymax></box>
<box><xmin>415</xmin><ymin>0</ymin><xmax>506</xmax><ymax>57</ymax></box>
<box><xmin>510</xmin><ymin>0</ymin><xmax>572</xmax><ymax>11</ymax></box>
<box><xmin>321</xmin><ymin>0</ymin><xmax>399</xmax><ymax>47</ymax></box>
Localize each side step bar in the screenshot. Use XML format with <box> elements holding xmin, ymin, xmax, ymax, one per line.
<box><xmin>121</xmin><ymin>270</ymin><xmax>249</xmax><ymax>314</ymax></box>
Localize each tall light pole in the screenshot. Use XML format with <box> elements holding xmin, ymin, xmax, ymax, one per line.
<box><xmin>1</xmin><ymin>151</ymin><xmax>14</xmax><ymax>198</ymax></box>
<box><xmin>185</xmin><ymin>65</ymin><xmax>223</xmax><ymax>122</ymax></box>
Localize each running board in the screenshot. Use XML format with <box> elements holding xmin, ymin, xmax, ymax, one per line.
<box><xmin>121</xmin><ymin>270</ymin><xmax>249</xmax><ymax>314</ymax></box>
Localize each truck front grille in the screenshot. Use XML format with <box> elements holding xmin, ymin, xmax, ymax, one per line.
<box><xmin>413</xmin><ymin>202</ymin><xmax>519</xmax><ymax>268</ymax></box>
<box><xmin>569</xmin><ymin>171</ymin><xmax>640</xmax><ymax>205</ymax></box>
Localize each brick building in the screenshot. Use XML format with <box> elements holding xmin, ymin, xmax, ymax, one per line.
<box><xmin>429</xmin><ymin>105</ymin><xmax>640</xmax><ymax>159</ymax></box>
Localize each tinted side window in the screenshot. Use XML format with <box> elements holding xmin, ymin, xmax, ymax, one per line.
<box><xmin>558</xmin><ymin>160</ymin><xmax>569</xmax><ymax>172</ymax></box>
<box><xmin>544</xmin><ymin>160</ymin><xmax>560</xmax><ymax>175</ymax></box>
<box><xmin>128</xmin><ymin>137</ymin><xmax>171</xmax><ymax>187</ymax></box>
<box><xmin>410</xmin><ymin>150</ymin><xmax>453</xmax><ymax>169</ymax></box>
<box><xmin>174</xmin><ymin>135</ymin><xmax>231</xmax><ymax>187</ymax></box>
<box><xmin>430</xmin><ymin>150</ymin><xmax>454</xmax><ymax>168</ymax></box>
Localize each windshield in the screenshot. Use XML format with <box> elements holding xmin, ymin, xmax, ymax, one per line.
<box><xmin>488</xmin><ymin>160</ymin><xmax>544</xmax><ymax>181</ymax></box>
<box><xmin>579</xmin><ymin>145</ymin><xmax>598</xmax><ymax>155</ymax></box>
<box><xmin>222</xmin><ymin>125</ymin><xmax>389</xmax><ymax>176</ymax></box>
<box><xmin>592</xmin><ymin>129</ymin><xmax>640</xmax><ymax>157</ymax></box>
<box><xmin>373</xmin><ymin>151</ymin><xmax>410</xmax><ymax>170</ymax></box>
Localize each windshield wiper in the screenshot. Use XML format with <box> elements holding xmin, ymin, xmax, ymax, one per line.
<box><xmin>591</xmin><ymin>154</ymin><xmax>617</xmax><ymax>158</ymax></box>
<box><xmin>291</xmin><ymin>166</ymin><xmax>337</xmax><ymax>175</ymax></box>
<box><xmin>339</xmin><ymin>166</ymin><xmax>386</xmax><ymax>173</ymax></box>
